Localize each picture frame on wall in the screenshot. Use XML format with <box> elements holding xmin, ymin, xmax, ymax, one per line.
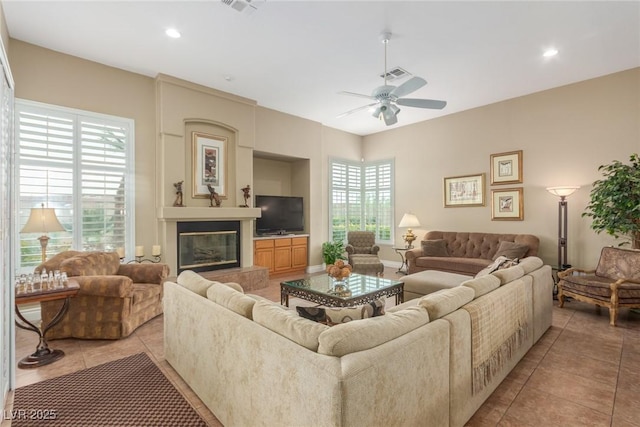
<box><xmin>490</xmin><ymin>150</ymin><xmax>523</xmax><ymax>185</ymax></box>
<box><xmin>491</xmin><ymin>187</ymin><xmax>524</xmax><ymax>220</ymax></box>
<box><xmin>192</xmin><ymin>132</ymin><xmax>227</xmax><ymax>199</ymax></box>
<box><xmin>443</xmin><ymin>173</ymin><xmax>485</xmax><ymax>207</ymax></box>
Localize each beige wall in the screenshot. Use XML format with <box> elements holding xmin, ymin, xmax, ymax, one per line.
<box><xmin>254</xmin><ymin>158</ymin><xmax>293</xmax><ymax>196</ymax></box>
<box><xmin>364</xmin><ymin>67</ymin><xmax>640</xmax><ymax>268</ymax></box>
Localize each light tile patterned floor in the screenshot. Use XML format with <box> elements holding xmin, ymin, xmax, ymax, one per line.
<box><xmin>5</xmin><ymin>267</ymin><xmax>640</xmax><ymax>426</ymax></box>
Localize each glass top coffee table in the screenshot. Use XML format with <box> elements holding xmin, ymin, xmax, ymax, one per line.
<box><xmin>280</xmin><ymin>273</ymin><xmax>404</xmax><ymax>308</ymax></box>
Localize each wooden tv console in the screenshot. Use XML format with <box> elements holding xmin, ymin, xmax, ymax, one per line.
<box><xmin>254</xmin><ymin>235</ymin><xmax>308</xmax><ymax>276</ymax></box>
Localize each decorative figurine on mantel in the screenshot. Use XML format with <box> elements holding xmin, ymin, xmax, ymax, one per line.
<box><xmin>173</xmin><ymin>180</ymin><xmax>185</xmax><ymax>207</ymax></box>
<box><xmin>240</xmin><ymin>185</ymin><xmax>251</xmax><ymax>207</ymax></box>
<box><xmin>207</xmin><ymin>184</ymin><xmax>222</xmax><ymax>207</ymax></box>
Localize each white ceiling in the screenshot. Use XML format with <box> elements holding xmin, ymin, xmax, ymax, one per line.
<box><xmin>3</xmin><ymin>1</ymin><xmax>640</xmax><ymax>136</ymax></box>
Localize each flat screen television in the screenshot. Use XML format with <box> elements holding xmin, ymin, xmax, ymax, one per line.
<box><xmin>255</xmin><ymin>195</ymin><xmax>304</xmax><ymax>235</ymax></box>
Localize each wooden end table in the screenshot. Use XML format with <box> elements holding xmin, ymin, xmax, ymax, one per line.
<box><xmin>15</xmin><ymin>279</ymin><xmax>80</xmax><ymax>369</ymax></box>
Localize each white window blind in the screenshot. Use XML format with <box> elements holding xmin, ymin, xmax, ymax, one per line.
<box><xmin>16</xmin><ymin>100</ymin><xmax>134</xmax><ymax>268</ymax></box>
<box><xmin>329</xmin><ymin>158</ymin><xmax>394</xmax><ymax>244</ymax></box>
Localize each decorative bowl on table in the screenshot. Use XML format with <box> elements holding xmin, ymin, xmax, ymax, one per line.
<box><xmin>326</xmin><ymin>260</ymin><xmax>352</xmax><ymax>295</ymax></box>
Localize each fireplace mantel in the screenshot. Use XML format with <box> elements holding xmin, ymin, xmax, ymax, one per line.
<box><xmin>158</xmin><ymin>207</ymin><xmax>262</xmax><ymax>221</ymax></box>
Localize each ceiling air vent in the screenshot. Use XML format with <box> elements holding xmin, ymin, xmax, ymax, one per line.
<box><xmin>379</xmin><ymin>67</ymin><xmax>411</xmax><ymax>82</ymax></box>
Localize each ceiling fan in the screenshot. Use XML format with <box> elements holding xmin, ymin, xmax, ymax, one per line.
<box><xmin>338</xmin><ymin>32</ymin><xmax>447</xmax><ymax>126</ymax></box>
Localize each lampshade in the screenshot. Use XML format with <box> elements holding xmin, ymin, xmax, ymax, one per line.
<box><xmin>21</xmin><ymin>204</ymin><xmax>65</xmax><ymax>234</ymax></box>
<box><xmin>546</xmin><ymin>186</ymin><xmax>580</xmax><ymax>198</ymax></box>
<box><xmin>398</xmin><ymin>213</ymin><xmax>420</xmax><ymax>228</ymax></box>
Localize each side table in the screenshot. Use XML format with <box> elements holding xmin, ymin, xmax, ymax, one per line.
<box><xmin>393</xmin><ymin>246</ymin><xmax>411</xmax><ymax>275</ymax></box>
<box><xmin>15</xmin><ymin>279</ymin><xmax>80</xmax><ymax>369</ymax></box>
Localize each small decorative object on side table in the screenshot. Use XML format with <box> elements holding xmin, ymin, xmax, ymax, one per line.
<box><xmin>15</xmin><ymin>277</ymin><xmax>80</xmax><ymax>368</ymax></box>
<box><xmin>393</xmin><ymin>246</ymin><xmax>411</xmax><ymax>275</ymax></box>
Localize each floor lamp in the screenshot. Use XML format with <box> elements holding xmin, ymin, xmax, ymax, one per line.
<box><xmin>546</xmin><ymin>186</ymin><xmax>580</xmax><ymax>270</ymax></box>
<box><xmin>21</xmin><ymin>203</ymin><xmax>65</xmax><ymax>263</ymax></box>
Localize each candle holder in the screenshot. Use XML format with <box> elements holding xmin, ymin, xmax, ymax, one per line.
<box><xmin>127</xmin><ymin>254</ymin><xmax>162</xmax><ymax>264</ymax></box>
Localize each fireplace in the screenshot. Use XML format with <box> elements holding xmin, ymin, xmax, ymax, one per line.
<box><xmin>177</xmin><ymin>221</ymin><xmax>241</xmax><ymax>274</ymax></box>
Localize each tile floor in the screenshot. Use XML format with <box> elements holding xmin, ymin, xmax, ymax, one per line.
<box><xmin>5</xmin><ymin>267</ymin><xmax>640</xmax><ymax>427</ymax></box>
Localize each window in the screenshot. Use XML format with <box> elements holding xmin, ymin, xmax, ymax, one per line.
<box><xmin>16</xmin><ymin>100</ymin><xmax>135</xmax><ymax>269</ymax></box>
<box><xmin>329</xmin><ymin>158</ymin><xmax>394</xmax><ymax>244</ymax></box>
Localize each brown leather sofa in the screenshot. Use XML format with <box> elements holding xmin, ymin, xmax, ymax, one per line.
<box><xmin>405</xmin><ymin>231</ymin><xmax>539</xmax><ymax>276</ymax></box>
<box><xmin>36</xmin><ymin>250</ymin><xmax>169</xmax><ymax>339</ymax></box>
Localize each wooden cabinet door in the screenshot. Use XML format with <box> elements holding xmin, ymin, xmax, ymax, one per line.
<box><xmin>254</xmin><ymin>248</ymin><xmax>274</xmax><ymax>273</ymax></box>
<box><xmin>254</xmin><ymin>240</ymin><xmax>275</xmax><ymax>273</ymax></box>
<box><xmin>291</xmin><ymin>244</ymin><xmax>307</xmax><ymax>269</ymax></box>
<box><xmin>274</xmin><ymin>247</ymin><xmax>292</xmax><ymax>272</ymax></box>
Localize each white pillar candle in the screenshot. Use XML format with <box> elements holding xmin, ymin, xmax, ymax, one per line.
<box><xmin>116</xmin><ymin>247</ymin><xmax>125</xmax><ymax>258</ymax></box>
<box><xmin>135</xmin><ymin>246</ymin><xmax>144</xmax><ymax>257</ymax></box>
<box><xmin>152</xmin><ymin>245</ymin><xmax>161</xmax><ymax>256</ymax></box>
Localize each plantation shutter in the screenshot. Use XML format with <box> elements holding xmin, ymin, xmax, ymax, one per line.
<box><xmin>329</xmin><ymin>158</ymin><xmax>394</xmax><ymax>244</ymax></box>
<box><xmin>16</xmin><ymin>101</ymin><xmax>134</xmax><ymax>269</ymax></box>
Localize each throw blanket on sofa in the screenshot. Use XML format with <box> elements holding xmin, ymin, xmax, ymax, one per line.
<box><xmin>464</xmin><ymin>283</ymin><xmax>528</xmax><ymax>394</ymax></box>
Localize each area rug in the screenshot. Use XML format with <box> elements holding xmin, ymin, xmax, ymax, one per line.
<box><xmin>12</xmin><ymin>352</ymin><xmax>207</xmax><ymax>426</ymax></box>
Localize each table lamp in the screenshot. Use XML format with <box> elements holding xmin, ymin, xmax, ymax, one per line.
<box><xmin>398</xmin><ymin>213</ymin><xmax>420</xmax><ymax>249</ymax></box>
<box><xmin>21</xmin><ymin>203</ymin><xmax>65</xmax><ymax>262</ymax></box>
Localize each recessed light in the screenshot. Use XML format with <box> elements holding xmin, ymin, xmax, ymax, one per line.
<box><xmin>543</xmin><ymin>48</ymin><xmax>558</xmax><ymax>58</ymax></box>
<box><xmin>165</xmin><ymin>28</ymin><xmax>181</xmax><ymax>39</ymax></box>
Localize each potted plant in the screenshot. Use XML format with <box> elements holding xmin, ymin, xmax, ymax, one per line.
<box><xmin>583</xmin><ymin>153</ymin><xmax>640</xmax><ymax>249</ymax></box>
<box><xmin>321</xmin><ymin>240</ymin><xmax>346</xmax><ymax>266</ymax></box>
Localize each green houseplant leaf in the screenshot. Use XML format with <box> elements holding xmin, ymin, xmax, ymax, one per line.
<box><xmin>582</xmin><ymin>153</ymin><xmax>640</xmax><ymax>248</ymax></box>
<box><xmin>321</xmin><ymin>240</ymin><xmax>346</xmax><ymax>265</ymax></box>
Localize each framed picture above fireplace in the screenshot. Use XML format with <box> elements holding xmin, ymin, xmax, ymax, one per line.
<box><xmin>192</xmin><ymin>131</ymin><xmax>227</xmax><ymax>199</ymax></box>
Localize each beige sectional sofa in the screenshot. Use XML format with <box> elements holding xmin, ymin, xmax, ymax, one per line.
<box><xmin>406</xmin><ymin>231</ymin><xmax>540</xmax><ymax>275</ymax></box>
<box><xmin>164</xmin><ymin>259</ymin><xmax>552</xmax><ymax>427</ymax></box>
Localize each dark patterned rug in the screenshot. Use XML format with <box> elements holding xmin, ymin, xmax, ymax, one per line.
<box><xmin>12</xmin><ymin>352</ymin><xmax>207</xmax><ymax>426</ymax></box>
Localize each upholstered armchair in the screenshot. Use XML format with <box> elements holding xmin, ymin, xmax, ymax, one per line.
<box><xmin>558</xmin><ymin>246</ymin><xmax>640</xmax><ymax>326</ymax></box>
<box><xmin>345</xmin><ymin>231</ymin><xmax>383</xmax><ymax>276</ymax></box>
<box><xmin>345</xmin><ymin>231</ymin><xmax>379</xmax><ymax>262</ymax></box>
<box><xmin>36</xmin><ymin>251</ymin><xmax>170</xmax><ymax>339</ymax></box>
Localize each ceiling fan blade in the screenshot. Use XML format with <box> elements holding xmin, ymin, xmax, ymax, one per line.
<box><xmin>396</xmin><ymin>98</ymin><xmax>447</xmax><ymax>110</ymax></box>
<box><xmin>338</xmin><ymin>91</ymin><xmax>376</xmax><ymax>100</ymax></box>
<box><xmin>337</xmin><ymin>102</ymin><xmax>379</xmax><ymax>118</ymax></box>
<box><xmin>390</xmin><ymin>76</ymin><xmax>427</xmax><ymax>98</ymax></box>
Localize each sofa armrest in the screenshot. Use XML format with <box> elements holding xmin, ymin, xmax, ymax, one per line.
<box><xmin>72</xmin><ymin>275</ymin><xmax>134</xmax><ymax>298</ymax></box>
<box><xmin>405</xmin><ymin>248</ymin><xmax>424</xmax><ymax>262</ymax></box>
<box><xmin>372</xmin><ymin>245</ymin><xmax>380</xmax><ymax>255</ymax></box>
<box><xmin>345</xmin><ymin>244</ymin><xmax>355</xmax><ymax>255</ymax></box>
<box><xmin>117</xmin><ymin>263</ymin><xmax>170</xmax><ymax>285</ymax></box>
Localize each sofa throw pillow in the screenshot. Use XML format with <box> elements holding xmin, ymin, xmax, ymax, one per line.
<box><xmin>421</xmin><ymin>239</ymin><xmax>449</xmax><ymax>257</ymax></box>
<box><xmin>476</xmin><ymin>256</ymin><xmax>520</xmax><ymax>278</ymax></box>
<box><xmin>297</xmin><ymin>298</ymin><xmax>385</xmax><ymax>326</ymax></box>
<box><xmin>492</xmin><ymin>241</ymin><xmax>528</xmax><ymax>261</ymax></box>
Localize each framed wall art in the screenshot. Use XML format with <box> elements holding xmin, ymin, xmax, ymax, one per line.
<box><xmin>491</xmin><ymin>187</ymin><xmax>524</xmax><ymax>220</ymax></box>
<box><xmin>192</xmin><ymin>132</ymin><xmax>227</xmax><ymax>198</ymax></box>
<box><xmin>443</xmin><ymin>173</ymin><xmax>485</xmax><ymax>207</ymax></box>
<box><xmin>490</xmin><ymin>150</ymin><xmax>523</xmax><ymax>185</ymax></box>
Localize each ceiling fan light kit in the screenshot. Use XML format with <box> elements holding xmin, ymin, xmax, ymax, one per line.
<box><xmin>338</xmin><ymin>31</ymin><xmax>447</xmax><ymax>126</ymax></box>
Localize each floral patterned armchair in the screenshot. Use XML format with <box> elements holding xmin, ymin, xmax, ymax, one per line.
<box><xmin>36</xmin><ymin>251</ymin><xmax>169</xmax><ymax>339</ymax></box>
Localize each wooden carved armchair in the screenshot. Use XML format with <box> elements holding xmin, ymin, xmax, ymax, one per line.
<box><xmin>558</xmin><ymin>246</ymin><xmax>640</xmax><ymax>326</ymax></box>
<box><xmin>36</xmin><ymin>251</ymin><xmax>170</xmax><ymax>339</ymax></box>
